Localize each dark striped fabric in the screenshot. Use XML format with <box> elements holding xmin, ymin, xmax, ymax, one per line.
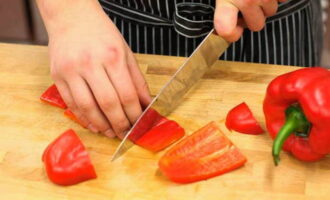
<box><xmin>99</xmin><ymin>0</ymin><xmax>323</xmax><ymax>67</ymax></box>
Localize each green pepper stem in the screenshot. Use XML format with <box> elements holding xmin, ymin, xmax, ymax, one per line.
<box><xmin>272</xmin><ymin>106</ymin><xmax>310</xmax><ymax>166</ymax></box>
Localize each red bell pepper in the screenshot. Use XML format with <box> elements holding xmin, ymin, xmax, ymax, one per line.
<box><xmin>42</xmin><ymin>129</ymin><xmax>97</xmax><ymax>186</ymax></box>
<box><xmin>40</xmin><ymin>84</ymin><xmax>67</xmax><ymax>109</ymax></box>
<box><xmin>128</xmin><ymin>108</ymin><xmax>185</xmax><ymax>152</ymax></box>
<box><xmin>135</xmin><ymin>119</ymin><xmax>185</xmax><ymax>152</ymax></box>
<box><xmin>226</xmin><ymin>102</ymin><xmax>264</xmax><ymax>135</ymax></box>
<box><xmin>64</xmin><ymin>109</ymin><xmax>86</xmax><ymax>128</ymax></box>
<box><xmin>158</xmin><ymin>121</ymin><xmax>247</xmax><ymax>183</ymax></box>
<box><xmin>263</xmin><ymin>67</ymin><xmax>330</xmax><ymax>165</ymax></box>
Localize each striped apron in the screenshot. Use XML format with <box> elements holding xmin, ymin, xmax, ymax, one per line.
<box><xmin>99</xmin><ymin>0</ymin><xmax>323</xmax><ymax>67</ymax></box>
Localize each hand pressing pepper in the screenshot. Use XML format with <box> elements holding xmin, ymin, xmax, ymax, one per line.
<box><xmin>263</xmin><ymin>67</ymin><xmax>330</xmax><ymax>165</ymax></box>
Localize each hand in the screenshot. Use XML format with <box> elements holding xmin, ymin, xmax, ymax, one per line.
<box><xmin>39</xmin><ymin>0</ymin><xmax>151</xmax><ymax>138</ymax></box>
<box><xmin>214</xmin><ymin>0</ymin><xmax>287</xmax><ymax>42</ymax></box>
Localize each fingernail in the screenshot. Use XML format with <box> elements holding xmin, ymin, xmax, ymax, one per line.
<box><xmin>104</xmin><ymin>129</ymin><xmax>116</xmax><ymax>138</ymax></box>
<box><xmin>88</xmin><ymin>124</ymin><xmax>99</xmax><ymax>133</ymax></box>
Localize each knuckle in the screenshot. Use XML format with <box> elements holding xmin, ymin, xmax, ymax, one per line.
<box><xmin>59</xmin><ymin>60</ymin><xmax>75</xmax><ymax>72</ymax></box>
<box><xmin>114</xmin><ymin>118</ymin><xmax>130</xmax><ymax>133</ymax></box>
<box><xmin>105</xmin><ymin>46</ymin><xmax>125</xmax><ymax>66</ymax></box>
<box><xmin>98</xmin><ymin>123</ymin><xmax>112</xmax><ymax>133</ymax></box>
<box><xmin>243</xmin><ymin>0</ymin><xmax>254</xmax><ymax>6</ymax></box>
<box><xmin>250</xmin><ymin>20</ymin><xmax>265</xmax><ymax>32</ymax></box>
<box><xmin>121</xmin><ymin>93</ymin><xmax>137</xmax><ymax>105</ymax></box>
<box><xmin>267</xmin><ymin>8</ymin><xmax>278</xmax><ymax>17</ymax></box>
<box><xmin>99</xmin><ymin>96</ymin><xmax>116</xmax><ymax>111</ymax></box>
<box><xmin>78</xmin><ymin>101</ymin><xmax>93</xmax><ymax>113</ymax></box>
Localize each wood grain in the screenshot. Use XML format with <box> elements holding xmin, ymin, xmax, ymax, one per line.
<box><xmin>0</xmin><ymin>43</ymin><xmax>329</xmax><ymax>200</ymax></box>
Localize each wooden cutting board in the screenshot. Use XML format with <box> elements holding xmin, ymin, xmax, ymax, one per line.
<box><xmin>0</xmin><ymin>43</ymin><xmax>329</xmax><ymax>200</ymax></box>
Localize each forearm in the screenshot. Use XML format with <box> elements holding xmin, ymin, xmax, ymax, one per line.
<box><xmin>36</xmin><ymin>0</ymin><xmax>106</xmax><ymax>37</ymax></box>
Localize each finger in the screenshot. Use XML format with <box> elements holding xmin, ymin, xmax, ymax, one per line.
<box><xmin>239</xmin><ymin>4</ymin><xmax>266</xmax><ymax>32</ymax></box>
<box><xmin>85</xmin><ymin>66</ymin><xmax>130</xmax><ymax>138</ymax></box>
<box><xmin>103</xmin><ymin>128</ymin><xmax>116</xmax><ymax>138</ymax></box>
<box><xmin>125</xmin><ymin>46</ymin><xmax>152</xmax><ymax>107</ymax></box>
<box><xmin>55</xmin><ymin>80</ymin><xmax>90</xmax><ymax>128</ymax></box>
<box><xmin>261</xmin><ymin>0</ymin><xmax>278</xmax><ymax>17</ymax></box>
<box><xmin>67</xmin><ymin>76</ymin><xmax>111</xmax><ymax>133</ymax></box>
<box><xmin>104</xmin><ymin>48</ymin><xmax>143</xmax><ymax>125</ymax></box>
<box><xmin>214</xmin><ymin>0</ymin><xmax>244</xmax><ymax>42</ymax></box>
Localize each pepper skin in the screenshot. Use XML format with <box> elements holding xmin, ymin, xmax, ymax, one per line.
<box><xmin>226</xmin><ymin>102</ymin><xmax>264</xmax><ymax>135</ymax></box>
<box><xmin>42</xmin><ymin>129</ymin><xmax>97</xmax><ymax>185</ymax></box>
<box><xmin>40</xmin><ymin>84</ymin><xmax>67</xmax><ymax>109</ymax></box>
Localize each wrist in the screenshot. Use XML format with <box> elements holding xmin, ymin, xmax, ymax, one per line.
<box><xmin>36</xmin><ymin>0</ymin><xmax>106</xmax><ymax>38</ymax></box>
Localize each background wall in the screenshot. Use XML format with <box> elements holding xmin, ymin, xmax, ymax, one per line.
<box><xmin>0</xmin><ymin>0</ymin><xmax>329</xmax><ymax>67</ymax></box>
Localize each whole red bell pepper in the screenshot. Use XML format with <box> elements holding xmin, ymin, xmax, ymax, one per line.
<box><xmin>263</xmin><ymin>67</ymin><xmax>330</xmax><ymax>165</ymax></box>
<box><xmin>42</xmin><ymin>129</ymin><xmax>97</xmax><ymax>185</ymax></box>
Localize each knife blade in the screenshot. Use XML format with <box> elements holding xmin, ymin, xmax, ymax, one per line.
<box><xmin>111</xmin><ymin>29</ymin><xmax>230</xmax><ymax>161</ymax></box>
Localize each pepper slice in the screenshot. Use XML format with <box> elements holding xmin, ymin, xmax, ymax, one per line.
<box><xmin>127</xmin><ymin>108</ymin><xmax>185</xmax><ymax>152</ymax></box>
<box><xmin>42</xmin><ymin>129</ymin><xmax>97</xmax><ymax>186</ymax></box>
<box><xmin>135</xmin><ymin>119</ymin><xmax>185</xmax><ymax>152</ymax></box>
<box><xmin>40</xmin><ymin>84</ymin><xmax>67</xmax><ymax>109</ymax></box>
<box><xmin>226</xmin><ymin>102</ymin><xmax>264</xmax><ymax>135</ymax></box>
<box><xmin>158</xmin><ymin>121</ymin><xmax>247</xmax><ymax>184</ymax></box>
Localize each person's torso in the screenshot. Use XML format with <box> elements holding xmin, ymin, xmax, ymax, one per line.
<box><xmin>100</xmin><ymin>0</ymin><xmax>323</xmax><ymax>67</ymax></box>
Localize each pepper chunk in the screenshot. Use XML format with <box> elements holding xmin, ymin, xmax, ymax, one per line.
<box><xmin>40</xmin><ymin>84</ymin><xmax>67</xmax><ymax>109</ymax></box>
<box><xmin>135</xmin><ymin>119</ymin><xmax>185</xmax><ymax>152</ymax></box>
<box><xmin>158</xmin><ymin>122</ymin><xmax>247</xmax><ymax>184</ymax></box>
<box><xmin>226</xmin><ymin>102</ymin><xmax>264</xmax><ymax>135</ymax></box>
<box><xmin>263</xmin><ymin>67</ymin><xmax>330</xmax><ymax>165</ymax></box>
<box><xmin>128</xmin><ymin>108</ymin><xmax>185</xmax><ymax>152</ymax></box>
<box><xmin>42</xmin><ymin>129</ymin><xmax>97</xmax><ymax>186</ymax></box>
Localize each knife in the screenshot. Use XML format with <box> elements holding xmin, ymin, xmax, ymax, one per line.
<box><xmin>111</xmin><ymin>29</ymin><xmax>230</xmax><ymax>161</ymax></box>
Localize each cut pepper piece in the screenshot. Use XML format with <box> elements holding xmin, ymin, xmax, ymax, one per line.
<box><xmin>158</xmin><ymin>121</ymin><xmax>247</xmax><ymax>184</ymax></box>
<box><xmin>128</xmin><ymin>108</ymin><xmax>185</xmax><ymax>152</ymax></box>
<box><xmin>64</xmin><ymin>109</ymin><xmax>86</xmax><ymax>128</ymax></box>
<box><xmin>135</xmin><ymin>120</ymin><xmax>185</xmax><ymax>152</ymax></box>
<box><xmin>226</xmin><ymin>102</ymin><xmax>264</xmax><ymax>135</ymax></box>
<box><xmin>40</xmin><ymin>84</ymin><xmax>67</xmax><ymax>109</ymax></box>
<box><xmin>42</xmin><ymin>129</ymin><xmax>97</xmax><ymax>186</ymax></box>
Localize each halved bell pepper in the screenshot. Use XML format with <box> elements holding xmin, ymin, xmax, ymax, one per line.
<box><xmin>158</xmin><ymin>121</ymin><xmax>247</xmax><ymax>183</ymax></box>
<box><xmin>42</xmin><ymin>129</ymin><xmax>97</xmax><ymax>186</ymax></box>
<box><xmin>226</xmin><ymin>102</ymin><xmax>264</xmax><ymax>135</ymax></box>
<box><xmin>40</xmin><ymin>84</ymin><xmax>67</xmax><ymax>109</ymax></box>
<box><xmin>263</xmin><ymin>67</ymin><xmax>330</xmax><ymax>165</ymax></box>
